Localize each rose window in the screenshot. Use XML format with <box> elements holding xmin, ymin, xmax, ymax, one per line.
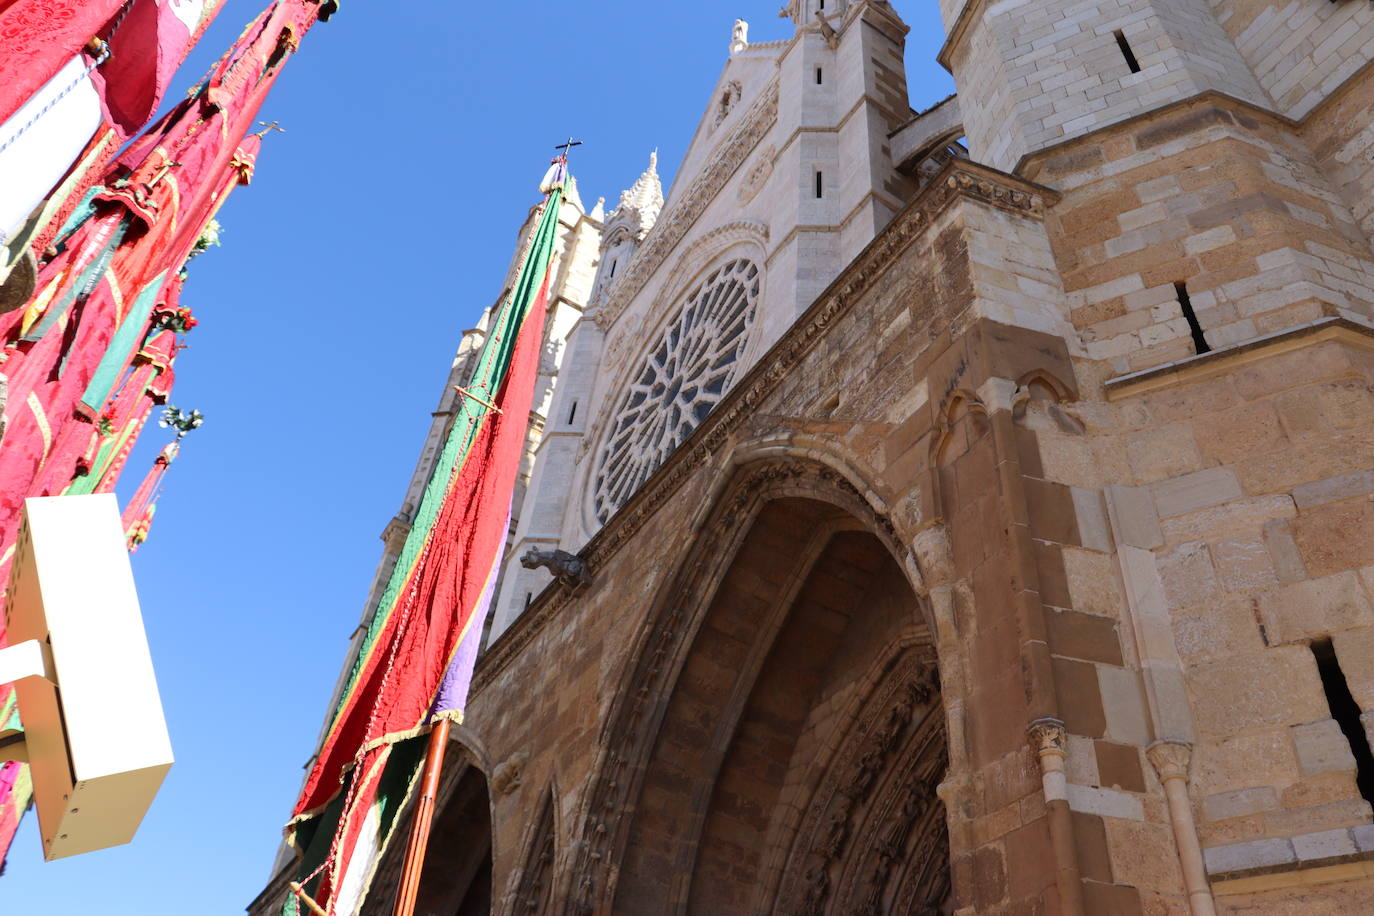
<box><xmin>593</xmin><ymin>258</ymin><xmax>760</xmax><ymax>523</ymax></box>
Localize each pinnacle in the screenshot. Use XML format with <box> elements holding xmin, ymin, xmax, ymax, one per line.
<box><xmin>616</xmin><ymin>150</ymin><xmax>664</xmax><ymax>217</ymax></box>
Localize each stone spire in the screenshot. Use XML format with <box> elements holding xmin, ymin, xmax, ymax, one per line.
<box><xmin>607</xmin><ymin>151</ymin><xmax>664</xmax><ymax>241</ymax></box>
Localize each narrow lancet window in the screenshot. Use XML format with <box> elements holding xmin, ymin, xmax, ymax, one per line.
<box><xmin>816</xmin><ymin>66</ymin><xmax>823</xmax><ymax>85</ymax></box>
<box><xmin>1175</xmin><ymin>281</ymin><xmax>1210</xmax><ymax>355</ymax></box>
<box><xmin>1115</xmin><ymin>30</ymin><xmax>1141</xmax><ymax>73</ymax></box>
<box><xmin>815</xmin><ymin>171</ymin><xmax>824</xmax><ymax>199</ymax></box>
<box><xmin>1312</xmin><ymin>640</ymin><xmax>1374</xmax><ymax>807</ymax></box>
<box><xmin>567</xmin><ymin>400</ymin><xmax>578</xmax><ymax>424</ymax></box>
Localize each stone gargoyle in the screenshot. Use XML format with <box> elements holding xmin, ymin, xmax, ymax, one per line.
<box><xmin>520</xmin><ymin>546</ymin><xmax>592</xmax><ymax>591</ymax></box>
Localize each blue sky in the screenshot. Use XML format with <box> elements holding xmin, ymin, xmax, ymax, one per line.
<box><xmin>3</xmin><ymin>2</ymin><xmax>954</xmax><ymax>911</ymax></box>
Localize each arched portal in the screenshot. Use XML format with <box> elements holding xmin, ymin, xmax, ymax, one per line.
<box><xmin>364</xmin><ymin>757</ymin><xmax>493</xmax><ymax>916</ymax></box>
<box><xmin>609</xmin><ymin>494</ymin><xmax>950</xmax><ymax>915</ymax></box>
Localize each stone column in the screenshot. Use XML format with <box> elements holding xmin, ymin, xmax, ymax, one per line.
<box><xmin>1028</xmin><ymin>718</ymin><xmax>1086</xmax><ymax>916</ymax></box>
<box><xmin>1147</xmin><ymin>740</ymin><xmax>1216</xmax><ymax>916</ymax></box>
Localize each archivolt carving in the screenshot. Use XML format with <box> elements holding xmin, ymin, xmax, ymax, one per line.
<box><xmin>563</xmin><ymin>458</ymin><xmax>930</xmax><ymax>914</ymax></box>
<box><xmin>775</xmin><ymin>648</ymin><xmax>947</xmax><ymax>915</ymax></box>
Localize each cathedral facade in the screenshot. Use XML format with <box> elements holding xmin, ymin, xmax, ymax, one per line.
<box><xmin>252</xmin><ymin>1</ymin><xmax>1374</xmax><ymax>913</ymax></box>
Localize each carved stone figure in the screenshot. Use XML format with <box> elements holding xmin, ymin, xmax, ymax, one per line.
<box><xmin>491</xmin><ymin>751</ymin><xmax>530</xmax><ymax>796</ymax></box>
<box><xmin>819</xmin><ymin>804</ymin><xmax>849</xmax><ymax>858</ymax></box>
<box><xmin>800</xmin><ymin>862</ymin><xmax>830</xmax><ymax>915</ymax></box>
<box><xmin>521</xmin><ymin>546</ymin><xmax>592</xmax><ymax>590</ymax></box>
<box><xmin>730</xmin><ymin>18</ymin><xmax>748</xmax><ymax>54</ymax></box>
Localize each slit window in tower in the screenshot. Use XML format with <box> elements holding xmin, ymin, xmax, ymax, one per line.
<box><xmin>608</xmin><ymin>258</ymin><xmax>617</xmax><ymax>278</ymax></box>
<box><xmin>1175</xmin><ymin>281</ymin><xmax>1211</xmax><ymax>354</ymax></box>
<box><xmin>568</xmin><ymin>400</ymin><xmax>578</xmax><ymax>424</ymax></box>
<box><xmin>815</xmin><ymin>170</ymin><xmax>824</xmax><ymax>199</ymax></box>
<box><xmin>524</xmin><ymin>592</ymin><xmax>533</xmax><ymax>610</ymax></box>
<box><xmin>1311</xmin><ymin>639</ymin><xmax>1374</xmax><ymax>807</ymax></box>
<box><xmin>816</xmin><ymin>66</ymin><xmax>823</xmax><ymax>85</ymax></box>
<box><xmin>1115</xmin><ymin>29</ymin><xmax>1142</xmax><ymax>73</ymax></box>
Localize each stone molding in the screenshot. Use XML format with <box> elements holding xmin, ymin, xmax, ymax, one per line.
<box><xmin>1105</xmin><ymin>316</ymin><xmax>1374</xmax><ymax>400</ymax></box>
<box><xmin>588</xmin><ymin>79</ymin><xmax>781</xmax><ymax>331</ymax></box>
<box><xmin>473</xmin><ymin>160</ymin><xmax>1055</xmax><ymax>696</ymax></box>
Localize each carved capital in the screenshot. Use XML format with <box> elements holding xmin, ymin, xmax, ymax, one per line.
<box><xmin>975</xmin><ymin>376</ymin><xmax>1018</xmax><ymax>414</ymax></box>
<box><xmin>1027</xmin><ymin>718</ymin><xmax>1067</xmax><ymax>760</ymax></box>
<box><xmin>1146</xmin><ymin>740</ymin><xmax>1192</xmax><ymax>783</ymax></box>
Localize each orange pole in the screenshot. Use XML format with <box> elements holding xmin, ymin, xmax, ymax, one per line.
<box><xmin>391</xmin><ymin>717</ymin><xmax>451</xmax><ymax>916</ymax></box>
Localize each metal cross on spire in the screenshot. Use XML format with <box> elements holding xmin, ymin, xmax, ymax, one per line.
<box><xmin>554</xmin><ymin>137</ymin><xmax>583</xmax><ymax>163</ymax></box>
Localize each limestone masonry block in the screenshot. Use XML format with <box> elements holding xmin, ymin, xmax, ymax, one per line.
<box><xmin>1292</xmin><ymin>827</ymin><xmax>1358</xmax><ymax>862</ymax></box>
<box><xmin>1098</xmin><ymin>664</ymin><xmax>1151</xmax><ymax>746</ymax></box>
<box><xmin>1203</xmin><ymin>837</ymin><xmax>1296</xmax><ymax>874</ymax></box>
<box><xmin>1151</xmin><ymin>467</ymin><xmax>1243</xmax><ymax>518</ymax></box>
<box><xmin>1067</xmin><ymin>783</ymin><xmax>1146</xmax><ymax>821</ymax></box>
<box><xmin>1290</xmin><ymin>719</ymin><xmax>1358</xmax><ymax>777</ymax></box>
<box><xmin>1292</xmin><ymin>469</ymin><xmax>1374</xmax><ymax>510</ymax></box>
<box><xmin>1211</xmin><ymin>536</ymin><xmax>1279</xmax><ymax>592</ymax></box>
<box><xmin>1258</xmin><ymin>571</ymin><xmax>1374</xmax><ymax>645</ymax></box>
<box><xmin>1188</xmin><ymin>647</ymin><xmax>1330</xmax><ymax>735</ymax></box>
<box><xmin>1203</xmin><ymin>785</ymin><xmax>1279</xmax><ymax>822</ymax></box>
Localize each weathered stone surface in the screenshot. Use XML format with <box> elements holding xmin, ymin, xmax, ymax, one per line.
<box><xmin>1106</xmin><ymin>818</ymin><xmax>1185</xmax><ymax>892</ymax></box>
<box><xmin>1203</xmin><ymin>786</ymin><xmax>1280</xmax><ymax>822</ymax></box>
<box><xmin>1189</xmin><ymin>648</ymin><xmax>1329</xmax><ymax>736</ymax></box>
<box><xmin>1152</xmin><ymin>468</ymin><xmax>1242</xmax><ymax>518</ymax></box>
<box><xmin>1203</xmin><ymin>837</ymin><xmax>1296</xmax><ymax>874</ymax></box>
<box><xmin>1291</xmin><ymin>719</ymin><xmax>1358</xmax><ymax>777</ymax></box>
<box><xmin>1257</xmin><ymin>572</ymin><xmax>1374</xmax><ymax>645</ymax></box>
<box><xmin>1292</xmin><ymin>827</ymin><xmax>1358</xmax><ymax>861</ymax></box>
<box><xmin>1293</xmin><ymin>496</ymin><xmax>1374</xmax><ymax>576</ymax></box>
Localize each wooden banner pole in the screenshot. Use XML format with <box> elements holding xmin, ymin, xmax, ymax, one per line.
<box><xmin>391</xmin><ymin>717</ymin><xmax>451</xmax><ymax>916</ymax></box>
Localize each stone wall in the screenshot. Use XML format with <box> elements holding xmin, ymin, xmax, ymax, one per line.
<box><xmin>944</xmin><ymin>0</ymin><xmax>1269</xmax><ymax>172</ymax></box>
<box><xmin>1211</xmin><ymin>0</ymin><xmax>1374</xmax><ymax>118</ymax></box>
<box><xmin>1026</xmin><ymin>94</ymin><xmax>1374</xmax><ymax>374</ymax></box>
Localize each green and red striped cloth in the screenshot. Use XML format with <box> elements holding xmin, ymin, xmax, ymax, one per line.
<box><xmin>283</xmin><ymin>166</ymin><xmax>567</xmax><ymax>916</ymax></box>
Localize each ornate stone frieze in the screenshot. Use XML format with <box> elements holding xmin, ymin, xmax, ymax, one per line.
<box><xmin>591</xmin><ymin>79</ymin><xmax>780</xmax><ymax>331</ymax></box>
<box><xmin>510</xmin><ymin>791</ymin><xmax>556</xmax><ymax>916</ymax></box>
<box><xmin>776</xmin><ymin>648</ymin><xmax>945</xmax><ymax>915</ymax></box>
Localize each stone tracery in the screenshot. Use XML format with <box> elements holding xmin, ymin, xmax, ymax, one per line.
<box><xmin>592</xmin><ymin>258</ymin><xmax>760</xmax><ymax>523</ymax></box>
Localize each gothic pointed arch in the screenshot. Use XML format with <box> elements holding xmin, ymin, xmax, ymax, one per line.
<box><xmin>362</xmin><ymin>738</ymin><xmax>494</xmax><ymax>916</ymax></box>
<box><xmin>505</xmin><ymin>784</ymin><xmax>557</xmax><ymax>916</ymax></box>
<box><xmin>564</xmin><ymin>458</ymin><xmax>951</xmax><ymax>914</ymax></box>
